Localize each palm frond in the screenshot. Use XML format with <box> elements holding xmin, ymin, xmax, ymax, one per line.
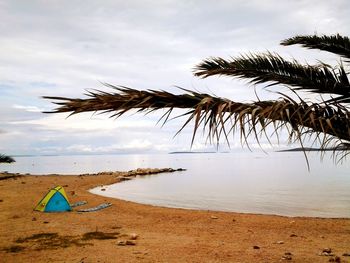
<box><xmin>193</xmin><ymin>53</ymin><xmax>350</xmax><ymax>102</ymax></box>
<box><xmin>44</xmin><ymin>86</ymin><xmax>350</xmax><ymax>150</ymax></box>
<box><xmin>0</xmin><ymin>154</ymin><xmax>15</xmax><ymax>163</ymax></box>
<box><xmin>281</xmin><ymin>34</ymin><xmax>350</xmax><ymax>61</ymax></box>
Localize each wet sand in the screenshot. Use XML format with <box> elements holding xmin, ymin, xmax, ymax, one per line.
<box><xmin>0</xmin><ymin>169</ymin><xmax>349</xmax><ymax>263</ymax></box>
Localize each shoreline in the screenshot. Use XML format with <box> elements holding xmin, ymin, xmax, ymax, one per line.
<box><xmin>1</xmin><ymin>169</ymin><xmax>350</xmax><ymax>262</ymax></box>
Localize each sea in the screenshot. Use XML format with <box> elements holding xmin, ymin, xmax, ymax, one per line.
<box><xmin>3</xmin><ymin>151</ymin><xmax>350</xmax><ymax>218</ymax></box>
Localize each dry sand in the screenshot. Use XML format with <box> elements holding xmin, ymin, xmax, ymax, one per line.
<box><xmin>0</xmin><ymin>169</ymin><xmax>349</xmax><ymax>263</ymax></box>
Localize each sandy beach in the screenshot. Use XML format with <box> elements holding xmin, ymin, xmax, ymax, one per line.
<box><xmin>0</xmin><ymin>169</ymin><xmax>349</xmax><ymax>263</ymax></box>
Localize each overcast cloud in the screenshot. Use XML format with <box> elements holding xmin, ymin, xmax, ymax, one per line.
<box><xmin>1</xmin><ymin>0</ymin><xmax>350</xmax><ymax>155</ymax></box>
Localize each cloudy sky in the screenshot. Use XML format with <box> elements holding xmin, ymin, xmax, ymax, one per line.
<box><xmin>1</xmin><ymin>0</ymin><xmax>350</xmax><ymax>156</ymax></box>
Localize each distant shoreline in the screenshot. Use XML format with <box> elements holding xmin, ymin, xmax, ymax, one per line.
<box><xmin>277</xmin><ymin>146</ymin><xmax>348</xmax><ymax>152</ymax></box>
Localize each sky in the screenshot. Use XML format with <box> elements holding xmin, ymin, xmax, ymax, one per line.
<box><xmin>1</xmin><ymin>0</ymin><xmax>350</xmax><ymax>156</ymax></box>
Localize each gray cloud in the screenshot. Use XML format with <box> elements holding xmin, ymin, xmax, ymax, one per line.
<box><xmin>1</xmin><ymin>0</ymin><xmax>349</xmax><ymax>155</ymax></box>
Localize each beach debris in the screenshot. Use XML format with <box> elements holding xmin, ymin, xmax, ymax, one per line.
<box><xmin>253</xmin><ymin>245</ymin><xmax>260</xmax><ymax>249</ymax></box>
<box><xmin>328</xmin><ymin>256</ymin><xmax>341</xmax><ymax>262</ymax></box>
<box><xmin>117</xmin><ymin>241</ymin><xmax>126</xmax><ymax>246</ymax></box>
<box><xmin>43</xmin><ymin>221</ymin><xmax>49</xmax><ymax>224</ymax></box>
<box><xmin>319</xmin><ymin>248</ymin><xmax>335</xmax><ymax>257</ymax></box>
<box><xmin>129</xmin><ymin>233</ymin><xmax>138</xmax><ymax>240</ymax></box>
<box><xmin>71</xmin><ymin>201</ymin><xmax>87</xmax><ymax>208</ymax></box>
<box><xmin>77</xmin><ymin>203</ymin><xmax>112</xmax><ymax>212</ymax></box>
<box><xmin>126</xmin><ymin>240</ymin><xmax>136</xmax><ymax>246</ymax></box>
<box><xmin>3</xmin><ymin>245</ymin><xmax>25</xmax><ymax>253</ymax></box>
<box><xmin>210</xmin><ymin>215</ymin><xmax>218</xmax><ymax>219</ymax></box>
<box><xmin>117</xmin><ymin>240</ymin><xmax>136</xmax><ymax>246</ymax></box>
<box><xmin>82</xmin><ymin>231</ymin><xmax>119</xmax><ymax>240</ymax></box>
<box><xmin>323</xmin><ymin>248</ymin><xmax>332</xmax><ymax>253</ymax></box>
<box><xmin>281</xmin><ymin>255</ymin><xmax>292</xmax><ymax>260</ymax></box>
<box><xmin>101</xmin><ymin>188</ymin><xmax>106</xmax><ymax>191</ymax></box>
<box><xmin>276</xmin><ymin>240</ymin><xmax>284</xmax><ymax>244</ymax></box>
<box><xmin>343</xmin><ymin>252</ymin><xmax>350</xmax><ymax>256</ymax></box>
<box><xmin>281</xmin><ymin>252</ymin><xmax>293</xmax><ymax>260</ymax></box>
<box><xmin>290</xmin><ymin>234</ymin><xmax>297</xmax><ymax>237</ymax></box>
<box><xmin>232</xmin><ymin>218</ymin><xmax>236</xmax><ymax>222</ymax></box>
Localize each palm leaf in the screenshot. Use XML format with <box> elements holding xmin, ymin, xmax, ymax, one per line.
<box><xmin>281</xmin><ymin>34</ymin><xmax>350</xmax><ymax>61</ymax></box>
<box><xmin>44</xmin><ymin>86</ymin><xmax>350</xmax><ymax>151</ymax></box>
<box><xmin>193</xmin><ymin>53</ymin><xmax>350</xmax><ymax>102</ymax></box>
<box><xmin>0</xmin><ymin>154</ymin><xmax>15</xmax><ymax>163</ymax></box>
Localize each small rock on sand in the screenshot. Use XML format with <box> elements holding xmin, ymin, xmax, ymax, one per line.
<box><xmin>210</xmin><ymin>216</ymin><xmax>218</xmax><ymax>219</ymax></box>
<box><xmin>290</xmin><ymin>234</ymin><xmax>297</xmax><ymax>237</ymax></box>
<box><xmin>253</xmin><ymin>245</ymin><xmax>260</xmax><ymax>249</ymax></box>
<box><xmin>342</xmin><ymin>253</ymin><xmax>350</xmax><ymax>256</ymax></box>
<box><xmin>276</xmin><ymin>241</ymin><xmax>284</xmax><ymax>244</ymax></box>
<box><xmin>129</xmin><ymin>233</ymin><xmax>138</xmax><ymax>240</ymax></box>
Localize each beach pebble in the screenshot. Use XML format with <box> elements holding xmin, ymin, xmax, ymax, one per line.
<box><xmin>101</xmin><ymin>188</ymin><xmax>106</xmax><ymax>191</ymax></box>
<box><xmin>253</xmin><ymin>245</ymin><xmax>260</xmax><ymax>249</ymax></box>
<box><xmin>210</xmin><ymin>215</ymin><xmax>218</xmax><ymax>219</ymax></box>
<box><xmin>290</xmin><ymin>234</ymin><xmax>297</xmax><ymax>237</ymax></box>
<box><xmin>129</xmin><ymin>233</ymin><xmax>138</xmax><ymax>240</ymax></box>
<box><xmin>276</xmin><ymin>241</ymin><xmax>284</xmax><ymax>244</ymax></box>
<box><xmin>342</xmin><ymin>253</ymin><xmax>350</xmax><ymax>256</ymax></box>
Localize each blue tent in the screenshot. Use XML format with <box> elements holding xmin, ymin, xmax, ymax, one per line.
<box><xmin>34</xmin><ymin>186</ymin><xmax>71</xmax><ymax>212</ymax></box>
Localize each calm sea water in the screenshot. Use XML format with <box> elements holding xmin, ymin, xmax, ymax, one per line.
<box><xmin>3</xmin><ymin>152</ymin><xmax>350</xmax><ymax>217</ymax></box>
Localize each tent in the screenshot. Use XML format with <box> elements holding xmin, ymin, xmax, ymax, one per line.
<box><xmin>34</xmin><ymin>186</ymin><xmax>71</xmax><ymax>212</ymax></box>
